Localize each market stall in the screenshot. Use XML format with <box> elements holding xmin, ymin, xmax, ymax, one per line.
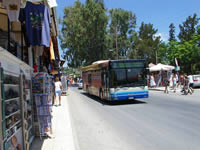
<box><xmin>0</xmin><ymin>0</ymin><xmax>60</xmax><ymax>149</ymax></box>
<box><xmin>149</xmin><ymin>63</ymin><xmax>175</xmax><ymax>87</ymax></box>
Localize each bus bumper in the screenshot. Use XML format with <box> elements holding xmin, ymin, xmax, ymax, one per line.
<box><xmin>110</xmin><ymin>91</ymin><xmax>149</xmax><ymax>100</ymax></box>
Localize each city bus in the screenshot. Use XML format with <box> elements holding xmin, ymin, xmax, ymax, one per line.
<box><xmin>82</xmin><ymin>59</ymin><xmax>149</xmax><ymax>101</ymax></box>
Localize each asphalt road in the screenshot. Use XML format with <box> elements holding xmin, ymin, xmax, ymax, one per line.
<box><xmin>67</xmin><ymin>86</ymin><xmax>200</xmax><ymax>150</ymax></box>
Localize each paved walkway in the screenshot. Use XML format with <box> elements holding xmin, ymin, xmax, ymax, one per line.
<box><xmin>149</xmin><ymin>86</ymin><xmax>200</xmax><ymax>92</ymax></box>
<box><xmin>30</xmin><ymin>95</ymin><xmax>76</xmax><ymax>150</ymax></box>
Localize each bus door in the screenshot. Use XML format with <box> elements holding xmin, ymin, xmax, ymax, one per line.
<box><xmin>103</xmin><ymin>71</ymin><xmax>109</xmax><ymax>99</ymax></box>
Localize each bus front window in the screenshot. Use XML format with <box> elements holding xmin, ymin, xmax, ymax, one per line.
<box><xmin>111</xmin><ymin>68</ymin><xmax>146</xmax><ymax>88</ymax></box>
<box><xmin>111</xmin><ymin>69</ymin><xmax>126</xmax><ymax>87</ymax></box>
<box><xmin>126</xmin><ymin>68</ymin><xmax>146</xmax><ymax>86</ymax></box>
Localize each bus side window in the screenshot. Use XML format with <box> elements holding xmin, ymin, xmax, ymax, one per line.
<box><xmin>88</xmin><ymin>74</ymin><xmax>91</xmax><ymax>85</ymax></box>
<box><xmin>101</xmin><ymin>72</ymin><xmax>104</xmax><ymax>86</ymax></box>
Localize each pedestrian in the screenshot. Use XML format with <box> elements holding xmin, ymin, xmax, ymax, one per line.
<box><xmin>54</xmin><ymin>76</ymin><xmax>62</xmax><ymax>106</ymax></box>
<box><xmin>52</xmin><ymin>78</ymin><xmax>55</xmax><ymax>106</ymax></box>
<box><xmin>178</xmin><ymin>74</ymin><xmax>183</xmax><ymax>88</ymax></box>
<box><xmin>150</xmin><ymin>73</ymin><xmax>156</xmax><ymax>88</ymax></box>
<box><xmin>188</xmin><ymin>75</ymin><xmax>194</xmax><ymax>93</ymax></box>
<box><xmin>183</xmin><ymin>75</ymin><xmax>190</xmax><ymax>95</ymax></box>
<box><xmin>164</xmin><ymin>77</ymin><xmax>169</xmax><ymax>94</ymax></box>
<box><xmin>172</xmin><ymin>74</ymin><xmax>177</xmax><ymax>93</ymax></box>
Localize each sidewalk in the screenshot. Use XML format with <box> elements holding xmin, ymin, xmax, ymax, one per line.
<box><xmin>149</xmin><ymin>86</ymin><xmax>200</xmax><ymax>92</ymax></box>
<box><xmin>149</xmin><ymin>86</ymin><xmax>182</xmax><ymax>92</ymax></box>
<box><xmin>30</xmin><ymin>96</ymin><xmax>76</xmax><ymax>150</ymax></box>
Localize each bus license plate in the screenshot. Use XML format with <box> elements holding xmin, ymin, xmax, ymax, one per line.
<box><xmin>129</xmin><ymin>97</ymin><xmax>134</xmax><ymax>99</ymax></box>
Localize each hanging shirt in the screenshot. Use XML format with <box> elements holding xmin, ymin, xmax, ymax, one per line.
<box><xmin>21</xmin><ymin>0</ymin><xmax>27</xmax><ymax>8</ymax></box>
<box><xmin>3</xmin><ymin>0</ymin><xmax>21</xmax><ymax>22</ymax></box>
<box><xmin>19</xmin><ymin>2</ymin><xmax>51</xmax><ymax>47</ymax></box>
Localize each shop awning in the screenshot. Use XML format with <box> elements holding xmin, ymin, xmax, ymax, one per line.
<box><xmin>149</xmin><ymin>63</ymin><xmax>175</xmax><ymax>72</ymax></box>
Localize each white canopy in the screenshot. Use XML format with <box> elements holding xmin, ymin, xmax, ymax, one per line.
<box><xmin>149</xmin><ymin>63</ymin><xmax>175</xmax><ymax>72</ymax></box>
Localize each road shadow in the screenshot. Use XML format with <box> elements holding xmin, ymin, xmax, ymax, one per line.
<box><xmin>81</xmin><ymin>92</ymin><xmax>147</xmax><ymax>106</ymax></box>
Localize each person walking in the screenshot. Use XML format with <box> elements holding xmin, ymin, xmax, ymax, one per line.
<box><xmin>183</xmin><ymin>75</ymin><xmax>190</xmax><ymax>95</ymax></box>
<box><xmin>188</xmin><ymin>75</ymin><xmax>194</xmax><ymax>93</ymax></box>
<box><xmin>172</xmin><ymin>73</ymin><xmax>177</xmax><ymax>93</ymax></box>
<box><xmin>54</xmin><ymin>77</ymin><xmax>62</xmax><ymax>106</ymax></box>
<box><xmin>150</xmin><ymin>73</ymin><xmax>156</xmax><ymax>88</ymax></box>
<box><xmin>164</xmin><ymin>77</ymin><xmax>169</xmax><ymax>94</ymax></box>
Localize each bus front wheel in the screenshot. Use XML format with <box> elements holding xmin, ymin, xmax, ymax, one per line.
<box><xmin>99</xmin><ymin>90</ymin><xmax>103</xmax><ymax>100</ymax></box>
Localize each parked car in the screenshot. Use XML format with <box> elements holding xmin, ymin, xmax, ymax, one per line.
<box><xmin>78</xmin><ymin>79</ymin><xmax>83</xmax><ymax>89</ymax></box>
<box><xmin>188</xmin><ymin>75</ymin><xmax>200</xmax><ymax>88</ymax></box>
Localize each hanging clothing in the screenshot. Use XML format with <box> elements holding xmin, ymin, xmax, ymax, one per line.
<box><xmin>20</xmin><ymin>0</ymin><xmax>27</xmax><ymax>8</ymax></box>
<box><xmin>3</xmin><ymin>0</ymin><xmax>21</xmax><ymax>22</ymax></box>
<box><xmin>34</xmin><ymin>46</ymin><xmax>44</xmax><ymax>58</ymax></box>
<box><xmin>50</xmin><ymin>40</ymin><xmax>55</xmax><ymax>60</ymax></box>
<box><xmin>19</xmin><ymin>1</ymin><xmax>51</xmax><ymax>47</ymax></box>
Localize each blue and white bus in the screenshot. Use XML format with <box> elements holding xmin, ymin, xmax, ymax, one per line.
<box><xmin>82</xmin><ymin>59</ymin><xmax>149</xmax><ymax>101</ymax></box>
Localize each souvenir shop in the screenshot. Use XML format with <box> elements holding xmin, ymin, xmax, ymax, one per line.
<box><xmin>0</xmin><ymin>0</ymin><xmax>60</xmax><ymax>150</ymax></box>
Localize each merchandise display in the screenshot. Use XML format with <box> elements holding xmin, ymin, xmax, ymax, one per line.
<box><xmin>21</xmin><ymin>74</ymin><xmax>34</xmax><ymax>150</ymax></box>
<box><xmin>32</xmin><ymin>72</ymin><xmax>53</xmax><ymax>138</ymax></box>
<box><xmin>1</xmin><ymin>70</ymin><xmax>23</xmax><ymax>150</ymax></box>
<box><xmin>0</xmin><ymin>67</ymin><xmax>4</xmax><ymax>150</ymax></box>
<box><xmin>0</xmin><ymin>51</ymin><xmax>34</xmax><ymax>150</ymax></box>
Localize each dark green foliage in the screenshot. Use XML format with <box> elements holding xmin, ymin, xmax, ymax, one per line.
<box><xmin>60</xmin><ymin>0</ymin><xmax>108</xmax><ymax>67</ymax></box>
<box><xmin>178</xmin><ymin>13</ymin><xmax>199</xmax><ymax>42</ymax></box>
<box><xmin>108</xmin><ymin>8</ymin><xmax>137</xmax><ymax>60</ymax></box>
<box><xmin>131</xmin><ymin>22</ymin><xmax>160</xmax><ymax>64</ymax></box>
<box><xmin>169</xmin><ymin>23</ymin><xmax>176</xmax><ymax>42</ymax></box>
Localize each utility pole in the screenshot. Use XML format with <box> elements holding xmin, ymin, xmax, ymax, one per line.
<box><xmin>156</xmin><ymin>48</ymin><xmax>158</xmax><ymax>64</ymax></box>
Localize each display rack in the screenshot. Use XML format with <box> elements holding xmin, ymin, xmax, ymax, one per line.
<box><xmin>0</xmin><ymin>49</ymin><xmax>33</xmax><ymax>150</ymax></box>
<box><xmin>21</xmin><ymin>73</ymin><xmax>34</xmax><ymax>150</ymax></box>
<box><xmin>0</xmin><ymin>67</ymin><xmax>4</xmax><ymax>150</ymax></box>
<box><xmin>1</xmin><ymin>70</ymin><xmax>23</xmax><ymax>150</ymax></box>
<box><xmin>32</xmin><ymin>72</ymin><xmax>53</xmax><ymax>139</ymax></box>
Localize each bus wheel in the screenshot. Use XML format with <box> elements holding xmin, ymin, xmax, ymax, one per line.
<box><xmin>99</xmin><ymin>90</ymin><xmax>103</xmax><ymax>100</ymax></box>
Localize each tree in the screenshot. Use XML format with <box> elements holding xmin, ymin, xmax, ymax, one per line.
<box><xmin>167</xmin><ymin>28</ymin><xmax>200</xmax><ymax>74</ymax></box>
<box><xmin>60</xmin><ymin>1</ymin><xmax>84</xmax><ymax>67</ymax></box>
<box><xmin>109</xmin><ymin>8</ymin><xmax>136</xmax><ymax>59</ymax></box>
<box><xmin>157</xmin><ymin>42</ymin><xmax>169</xmax><ymax>64</ymax></box>
<box><xmin>60</xmin><ymin>0</ymin><xmax>108</xmax><ymax>67</ymax></box>
<box><xmin>134</xmin><ymin>22</ymin><xmax>160</xmax><ymax>64</ymax></box>
<box><xmin>169</xmin><ymin>23</ymin><xmax>176</xmax><ymax>41</ymax></box>
<box><xmin>94</xmin><ymin>0</ymin><xmax>104</xmax><ymax>4</ymax></box>
<box><xmin>178</xmin><ymin>13</ymin><xmax>200</xmax><ymax>42</ymax></box>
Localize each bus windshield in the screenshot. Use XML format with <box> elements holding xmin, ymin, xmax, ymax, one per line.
<box><xmin>110</xmin><ymin>61</ymin><xmax>147</xmax><ymax>88</ymax></box>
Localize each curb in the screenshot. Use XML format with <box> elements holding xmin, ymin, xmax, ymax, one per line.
<box><xmin>149</xmin><ymin>88</ymin><xmax>164</xmax><ymax>91</ymax></box>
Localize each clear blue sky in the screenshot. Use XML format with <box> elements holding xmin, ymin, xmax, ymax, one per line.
<box><xmin>56</xmin><ymin>0</ymin><xmax>200</xmax><ymax>61</ymax></box>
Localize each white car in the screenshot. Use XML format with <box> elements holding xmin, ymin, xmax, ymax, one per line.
<box><xmin>188</xmin><ymin>75</ymin><xmax>200</xmax><ymax>88</ymax></box>
<box><xmin>78</xmin><ymin>79</ymin><xmax>83</xmax><ymax>89</ymax></box>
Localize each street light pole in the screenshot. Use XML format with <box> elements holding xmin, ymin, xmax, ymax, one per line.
<box><xmin>156</xmin><ymin>49</ymin><xmax>158</xmax><ymax>64</ymax></box>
